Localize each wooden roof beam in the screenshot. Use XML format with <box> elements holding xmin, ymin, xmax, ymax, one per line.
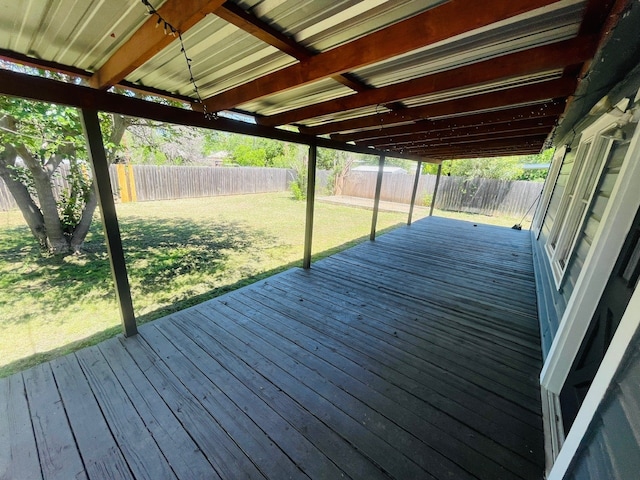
<box><xmin>301</xmin><ymin>77</ymin><xmax>575</xmax><ymax>136</ymax></box>
<box><xmin>334</xmin><ymin>101</ymin><xmax>565</xmax><ymax>143</ymax></box>
<box><xmin>89</xmin><ymin>0</ymin><xmax>226</xmax><ymax>90</ymax></box>
<box><xmin>363</xmin><ymin>119</ymin><xmax>556</xmax><ymax>148</ymax></box>
<box><xmin>415</xmin><ymin>145</ymin><xmax>543</xmax><ymax>154</ymax></box>
<box><xmin>215</xmin><ymin>1</ymin><xmax>312</xmax><ymax>61</ymax></box>
<box><xmin>383</xmin><ymin>128</ymin><xmax>553</xmax><ymax>151</ymax></box>
<box><xmin>202</xmin><ymin>0</ymin><xmax>560</xmax><ymax>112</ymax></box>
<box><xmin>416</xmin><ymin>144</ymin><xmax>543</xmax><ymax>152</ymax></box>
<box><xmin>400</xmin><ymin>133</ymin><xmax>549</xmax><ymax>151</ymax></box>
<box><xmin>258</xmin><ymin>36</ymin><xmax>597</xmax><ymax>127</ymax></box>
<box><xmin>402</xmin><ymin>135</ymin><xmax>548</xmax><ymax>153</ymax></box>
<box><xmin>416</xmin><ymin>148</ymin><xmax>543</xmax><ymax>160</ymax></box>
<box><xmin>214</xmin><ymin>2</ymin><xmax>371</xmax><ymax>94</ymax></box>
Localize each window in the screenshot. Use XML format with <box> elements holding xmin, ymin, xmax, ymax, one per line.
<box><xmin>533</xmin><ymin>145</ymin><xmax>567</xmax><ymax>238</ymax></box>
<box><xmin>545</xmin><ymin>114</ymin><xmax>622</xmax><ymax>288</ymax></box>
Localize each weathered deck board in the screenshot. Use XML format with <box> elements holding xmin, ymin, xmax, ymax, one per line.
<box><xmin>0</xmin><ymin>374</ymin><xmax>42</xmax><ymax>480</ymax></box>
<box><xmin>0</xmin><ymin>217</ymin><xmax>545</xmax><ymax>480</ymax></box>
<box><xmin>22</xmin><ymin>363</ymin><xmax>86</xmax><ymax>480</ymax></box>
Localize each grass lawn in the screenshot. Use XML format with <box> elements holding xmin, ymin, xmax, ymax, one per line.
<box><xmin>0</xmin><ymin>191</ymin><xmax>527</xmax><ymax>377</ymax></box>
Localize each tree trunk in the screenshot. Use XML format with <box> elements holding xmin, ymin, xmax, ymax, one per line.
<box><xmin>69</xmin><ymin>189</ymin><xmax>97</xmax><ymax>253</ymax></box>
<box><xmin>0</xmin><ymin>146</ymin><xmax>48</xmax><ymax>248</ymax></box>
<box><xmin>16</xmin><ymin>146</ymin><xmax>69</xmax><ymax>254</ymax></box>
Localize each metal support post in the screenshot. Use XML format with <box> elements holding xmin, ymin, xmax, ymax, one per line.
<box><xmin>81</xmin><ymin>109</ymin><xmax>137</xmax><ymax>337</ymax></box>
<box><xmin>408</xmin><ymin>161</ymin><xmax>422</xmax><ymax>225</ymax></box>
<box><xmin>303</xmin><ymin>144</ymin><xmax>317</xmax><ymax>269</ymax></box>
<box><xmin>370</xmin><ymin>155</ymin><xmax>385</xmax><ymax>241</ymax></box>
<box><xmin>429</xmin><ymin>163</ymin><xmax>442</xmax><ymax>217</ymax></box>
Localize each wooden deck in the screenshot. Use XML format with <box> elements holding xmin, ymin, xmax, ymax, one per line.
<box><xmin>1</xmin><ymin>217</ymin><xmax>544</xmax><ymax>480</ymax></box>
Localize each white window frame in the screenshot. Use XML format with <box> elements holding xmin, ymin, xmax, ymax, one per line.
<box><xmin>533</xmin><ymin>145</ymin><xmax>567</xmax><ymax>239</ymax></box>
<box><xmin>545</xmin><ymin>113</ymin><xmax>622</xmax><ymax>289</ymax></box>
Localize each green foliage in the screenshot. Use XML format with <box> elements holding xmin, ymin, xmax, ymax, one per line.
<box><xmin>6</xmin><ymin>164</ymin><xmax>36</xmax><ymax>196</ymax></box>
<box><xmin>421</xmin><ymin>193</ymin><xmax>433</xmax><ymax>207</ymax></box>
<box><xmin>124</xmin><ymin>123</ymin><xmax>204</xmax><ymax>165</ymax></box>
<box><xmin>201</xmin><ymin>130</ymin><xmax>227</xmax><ymax>156</ymax></box>
<box><xmin>0</xmin><ymin>94</ymin><xmax>135</xmax><ymax>252</ymax></box>
<box><xmin>0</xmin><ymin>96</ymin><xmax>85</xmax><ymax>159</ymax></box>
<box><xmin>58</xmin><ymin>161</ymin><xmax>93</xmax><ymax>234</ymax></box>
<box><xmin>447</xmin><ymin>157</ymin><xmax>524</xmax><ymax>180</ymax></box>
<box><xmin>420</xmin><ymin>149</ymin><xmax>554</xmax><ymax>181</ymax></box>
<box><xmin>220</xmin><ymin>134</ymin><xmax>292</xmax><ymax>167</ymax></box>
<box><xmin>289</xmin><ymin>158</ymin><xmax>307</xmax><ymax>200</ymax></box>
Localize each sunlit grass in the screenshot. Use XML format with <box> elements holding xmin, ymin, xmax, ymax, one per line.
<box><xmin>0</xmin><ymin>191</ymin><xmax>527</xmax><ymax>377</ymax></box>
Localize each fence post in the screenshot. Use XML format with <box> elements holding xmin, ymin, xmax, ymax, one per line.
<box><xmin>81</xmin><ymin>109</ymin><xmax>137</xmax><ymax>337</ymax></box>
<box><xmin>429</xmin><ymin>163</ymin><xmax>442</xmax><ymax>217</ymax></box>
<box><xmin>303</xmin><ymin>144</ymin><xmax>317</xmax><ymax>269</ymax></box>
<box><xmin>370</xmin><ymin>155</ymin><xmax>385</xmax><ymax>241</ymax></box>
<box><xmin>408</xmin><ymin>161</ymin><xmax>422</xmax><ymax>225</ymax></box>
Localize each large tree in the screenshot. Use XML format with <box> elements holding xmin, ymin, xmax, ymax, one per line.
<box><xmin>0</xmin><ymin>95</ymin><xmax>130</xmax><ymax>254</ymax></box>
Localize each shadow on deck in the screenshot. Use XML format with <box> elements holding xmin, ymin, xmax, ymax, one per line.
<box><xmin>1</xmin><ymin>216</ymin><xmax>544</xmax><ymax>480</ymax></box>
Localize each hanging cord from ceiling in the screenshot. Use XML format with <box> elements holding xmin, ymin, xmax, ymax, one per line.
<box><xmin>140</xmin><ymin>0</ymin><xmax>216</xmax><ymax>120</ymax></box>
<box><xmin>512</xmin><ymin>189</ymin><xmax>543</xmax><ymax>230</ymax></box>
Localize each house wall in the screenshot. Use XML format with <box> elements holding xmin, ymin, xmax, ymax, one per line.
<box><xmin>533</xmin><ymin>64</ymin><xmax>640</xmax><ymax>478</ymax></box>
<box><xmin>533</xmin><ymin>130</ymin><xmax>632</xmax><ymax>357</ymax></box>
<box><xmin>563</xmin><ymin>334</ymin><xmax>640</xmax><ymax>479</ymax></box>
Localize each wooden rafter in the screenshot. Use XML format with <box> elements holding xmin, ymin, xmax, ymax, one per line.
<box><xmin>333</xmin><ymin>102</ymin><xmax>565</xmax><ymax>143</ymax></box>
<box><xmin>213</xmin><ymin>2</ymin><xmax>371</xmax><ymax>93</ymax></box>
<box><xmin>401</xmin><ymin>133</ymin><xmax>549</xmax><ymax>151</ymax></box>
<box><xmin>362</xmin><ymin>119</ymin><xmax>556</xmax><ymax>149</ymax></box>
<box><xmin>417</xmin><ymin>148</ymin><xmax>543</xmax><ymax>160</ymax></box>
<box><xmin>202</xmin><ymin>0</ymin><xmax>560</xmax><ymax>112</ymax></box>
<box><xmin>416</xmin><ymin>144</ymin><xmax>543</xmax><ymax>154</ymax></box>
<box><xmin>257</xmin><ymin>36</ymin><xmax>597</xmax><ymax>127</ymax></box>
<box><xmin>89</xmin><ymin>0</ymin><xmax>226</xmax><ymax>90</ymax></box>
<box><xmin>305</xmin><ymin>78</ymin><xmax>574</xmax><ymax>137</ymax></box>
<box><xmin>215</xmin><ymin>1</ymin><xmax>312</xmax><ymax>61</ymax></box>
<box><xmin>416</xmin><ymin>144</ymin><xmax>543</xmax><ymax>153</ymax></box>
<box><xmin>376</xmin><ymin>127</ymin><xmax>550</xmax><ymax>150</ymax></box>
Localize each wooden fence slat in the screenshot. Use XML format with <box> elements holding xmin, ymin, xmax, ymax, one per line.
<box><xmin>341</xmin><ymin>171</ymin><xmax>543</xmax><ymax>219</ymax></box>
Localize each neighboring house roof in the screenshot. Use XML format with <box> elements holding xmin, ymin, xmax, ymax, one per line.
<box><xmin>522</xmin><ymin>163</ymin><xmax>551</xmax><ymax>170</ymax></box>
<box><xmin>351</xmin><ymin>166</ymin><xmax>407</xmax><ymax>174</ymax></box>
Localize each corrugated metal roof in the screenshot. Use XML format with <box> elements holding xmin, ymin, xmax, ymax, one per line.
<box><xmin>239</xmin><ymin>0</ymin><xmax>585</xmax><ymax>115</ymax></box>
<box><xmin>0</xmin><ymin>0</ymin><xmax>163</xmax><ymax>71</ymax></box>
<box><xmin>0</xmin><ymin>0</ymin><xmax>618</xmax><ymax>160</ymax></box>
<box><xmin>128</xmin><ymin>14</ymin><xmax>296</xmax><ymax>97</ymax></box>
<box><xmin>353</xmin><ymin>1</ymin><xmax>583</xmax><ymax>87</ymax></box>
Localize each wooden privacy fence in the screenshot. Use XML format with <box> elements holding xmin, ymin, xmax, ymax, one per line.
<box><xmin>342</xmin><ymin>170</ymin><xmax>543</xmax><ymax>219</ymax></box>
<box><xmin>1</xmin><ymin>165</ymin><xmax>541</xmax><ymax>218</ymax></box>
<box><xmin>0</xmin><ymin>165</ymin><xmax>296</xmax><ymax>210</ymax></box>
<box><xmin>122</xmin><ymin>165</ymin><xmax>295</xmax><ymax>201</ymax></box>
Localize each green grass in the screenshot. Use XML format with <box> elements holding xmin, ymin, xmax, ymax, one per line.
<box><xmin>0</xmin><ymin>191</ymin><xmax>526</xmax><ymax>377</ymax></box>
